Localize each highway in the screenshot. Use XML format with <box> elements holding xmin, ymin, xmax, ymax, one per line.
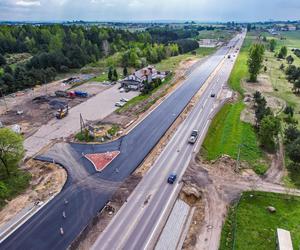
<box><xmin>92</xmin><ymin>31</ymin><xmax>246</xmax><ymax>250</ymax></box>
<box><xmin>1</xmin><ymin>33</ymin><xmax>243</xmax><ymax>250</ymax></box>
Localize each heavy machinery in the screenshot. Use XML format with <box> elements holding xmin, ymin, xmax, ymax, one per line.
<box><xmin>56</xmin><ymin>105</ymin><xmax>69</xmax><ymax>119</ymax></box>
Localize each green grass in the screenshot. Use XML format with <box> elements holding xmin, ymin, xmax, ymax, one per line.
<box><xmin>201</xmin><ymin>102</ymin><xmax>265</xmax><ymax>174</ymax></box>
<box><xmin>0</xmin><ymin>171</ymin><xmax>31</xmax><ymax>209</ymax></box>
<box><xmin>107</xmin><ymin>125</ymin><xmax>119</xmax><ymax>136</ymax></box>
<box><xmin>228</xmin><ymin>33</ymin><xmax>256</xmax><ymax>95</ymax></box>
<box><xmin>220</xmin><ymin>191</ymin><xmax>300</xmax><ymax>250</ymax></box>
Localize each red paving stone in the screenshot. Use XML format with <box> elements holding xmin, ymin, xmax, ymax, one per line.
<box><xmin>85</xmin><ymin>151</ymin><xmax>120</xmax><ymax>172</ymax></box>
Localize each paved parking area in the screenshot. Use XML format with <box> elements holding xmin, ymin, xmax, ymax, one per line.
<box><xmin>24</xmin><ymin>84</ymin><xmax>138</xmax><ymax>158</ymax></box>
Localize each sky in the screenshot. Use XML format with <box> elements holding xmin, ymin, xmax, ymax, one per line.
<box><xmin>0</xmin><ymin>0</ymin><xmax>300</xmax><ymax>22</ymax></box>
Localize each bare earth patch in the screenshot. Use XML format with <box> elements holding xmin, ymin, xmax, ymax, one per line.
<box><xmin>0</xmin><ymin>160</ymin><xmax>67</xmax><ymax>228</ymax></box>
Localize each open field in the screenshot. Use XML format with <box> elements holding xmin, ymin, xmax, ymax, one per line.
<box><xmin>220</xmin><ymin>191</ymin><xmax>300</xmax><ymax>250</ymax></box>
<box><xmin>197</xmin><ymin>29</ymin><xmax>236</xmax><ymax>42</ymax></box>
<box><xmin>155</xmin><ymin>47</ymin><xmax>216</xmax><ymax>72</ymax></box>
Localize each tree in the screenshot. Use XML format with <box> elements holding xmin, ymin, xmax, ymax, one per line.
<box><xmin>112</xmin><ymin>69</ymin><xmax>118</xmax><ymax>81</ymax></box>
<box><xmin>247</xmin><ymin>24</ymin><xmax>252</xmax><ymax>31</ymax></box>
<box><xmin>287</xmin><ymin>138</ymin><xmax>300</xmax><ymax>164</ymax></box>
<box><xmin>278</xmin><ymin>46</ymin><xmax>288</xmax><ymax>59</ymax></box>
<box><xmin>247</xmin><ymin>43</ymin><xmax>265</xmax><ymax>82</ymax></box>
<box><xmin>108</xmin><ymin>67</ymin><xmax>113</xmax><ymax>81</ymax></box>
<box><xmin>123</xmin><ymin>67</ymin><xmax>128</xmax><ymax>77</ymax></box>
<box><xmin>286</xmin><ymin>55</ymin><xmax>294</xmax><ymax>64</ymax></box>
<box><xmin>284</xmin><ymin>106</ymin><xmax>294</xmax><ymax>117</ymax></box>
<box><xmin>269</xmin><ymin>39</ymin><xmax>276</xmax><ymax>52</ymax></box>
<box><xmin>284</xmin><ymin>125</ymin><xmax>300</xmax><ymax>144</ymax></box>
<box><xmin>0</xmin><ymin>128</ymin><xmax>24</xmax><ymax>177</ymax></box>
<box><xmin>258</xmin><ymin>115</ymin><xmax>281</xmax><ymax>151</ymax></box>
<box><xmin>0</xmin><ymin>54</ymin><xmax>6</xmax><ymax>66</ymax></box>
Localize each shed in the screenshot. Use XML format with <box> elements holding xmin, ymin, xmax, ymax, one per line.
<box><xmin>276</xmin><ymin>228</ymin><xmax>293</xmax><ymax>250</ymax></box>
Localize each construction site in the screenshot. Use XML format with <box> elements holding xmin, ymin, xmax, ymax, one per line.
<box><xmin>0</xmin><ymin>74</ymin><xmax>113</xmax><ymax>138</ymax></box>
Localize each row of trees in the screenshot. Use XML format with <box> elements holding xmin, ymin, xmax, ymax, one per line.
<box><xmin>253</xmin><ymin>91</ymin><xmax>280</xmax><ymax>151</ymax></box>
<box><xmin>121</xmin><ymin>43</ymin><xmax>180</xmax><ymax>68</ymax></box>
<box><xmin>0</xmin><ymin>24</ymin><xmax>202</xmax><ymax>95</ymax></box>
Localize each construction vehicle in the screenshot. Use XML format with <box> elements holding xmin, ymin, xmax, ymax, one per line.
<box><xmin>56</xmin><ymin>105</ymin><xmax>69</xmax><ymax>119</ymax></box>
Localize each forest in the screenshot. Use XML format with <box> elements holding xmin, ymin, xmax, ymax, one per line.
<box><xmin>0</xmin><ymin>25</ymin><xmax>203</xmax><ymax>95</ymax></box>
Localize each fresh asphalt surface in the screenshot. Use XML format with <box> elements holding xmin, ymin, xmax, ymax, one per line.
<box><xmin>92</xmin><ymin>32</ymin><xmax>246</xmax><ymax>250</ymax></box>
<box><xmin>1</xmin><ymin>34</ymin><xmax>240</xmax><ymax>250</ymax></box>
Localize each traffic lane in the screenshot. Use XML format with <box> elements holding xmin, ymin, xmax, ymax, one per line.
<box><xmin>122</xmin><ymin>97</ymin><xmax>215</xmax><ymax>250</ymax></box>
<box><xmin>122</xmin><ymin>146</ymin><xmax>192</xmax><ymax>250</ymax></box>
<box><xmin>120</xmin><ymin>56</ymin><xmax>234</xmax><ymax>249</ymax></box>
<box><xmin>117</xmin><ymin>84</ymin><xmax>217</xmax><ymax>249</ymax></box>
<box><xmin>1</xmin><ymin>181</ymin><xmax>114</xmax><ymax>250</ymax></box>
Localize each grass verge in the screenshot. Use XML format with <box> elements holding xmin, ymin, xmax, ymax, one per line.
<box><xmin>201</xmin><ymin>102</ymin><xmax>266</xmax><ymax>174</ymax></box>
<box><xmin>220</xmin><ymin>191</ymin><xmax>300</xmax><ymax>250</ymax></box>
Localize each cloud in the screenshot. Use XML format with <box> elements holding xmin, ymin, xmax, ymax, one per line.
<box><xmin>0</xmin><ymin>0</ymin><xmax>299</xmax><ymax>21</ymax></box>
<box><xmin>16</xmin><ymin>0</ymin><xmax>41</xmax><ymax>6</ymax></box>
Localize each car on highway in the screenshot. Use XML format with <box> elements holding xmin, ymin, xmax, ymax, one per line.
<box><xmin>167</xmin><ymin>174</ymin><xmax>177</xmax><ymax>184</ymax></box>
<box><xmin>120</xmin><ymin>98</ymin><xmax>129</xmax><ymax>102</ymax></box>
<box><xmin>211</xmin><ymin>93</ymin><xmax>216</xmax><ymax>98</ymax></box>
<box><xmin>115</xmin><ymin>102</ymin><xmax>125</xmax><ymax>107</ymax></box>
<box><xmin>188</xmin><ymin>130</ymin><xmax>199</xmax><ymax>144</ymax></box>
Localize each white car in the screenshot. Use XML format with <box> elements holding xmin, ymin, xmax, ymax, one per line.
<box><xmin>120</xmin><ymin>98</ymin><xmax>129</xmax><ymax>103</ymax></box>
<box><xmin>119</xmin><ymin>88</ymin><xmax>125</xmax><ymax>93</ymax></box>
<box><xmin>115</xmin><ymin>102</ymin><xmax>125</xmax><ymax>107</ymax></box>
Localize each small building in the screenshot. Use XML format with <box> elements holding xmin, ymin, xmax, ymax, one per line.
<box><xmin>276</xmin><ymin>228</ymin><xmax>293</xmax><ymax>250</ymax></box>
<box><xmin>287</xmin><ymin>25</ymin><xmax>297</xmax><ymax>31</ymax></box>
<box><xmin>120</xmin><ymin>66</ymin><xmax>168</xmax><ymax>91</ymax></box>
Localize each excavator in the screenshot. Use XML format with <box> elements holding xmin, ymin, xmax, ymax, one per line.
<box><xmin>56</xmin><ymin>105</ymin><xmax>69</xmax><ymax>119</ymax></box>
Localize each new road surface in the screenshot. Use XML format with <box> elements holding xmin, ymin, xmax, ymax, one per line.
<box><xmin>92</xmin><ymin>32</ymin><xmax>246</xmax><ymax>250</ymax></box>
<box><xmin>1</xmin><ymin>32</ymin><xmax>243</xmax><ymax>250</ymax></box>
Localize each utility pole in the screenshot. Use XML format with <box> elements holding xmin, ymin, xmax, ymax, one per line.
<box><xmin>80</xmin><ymin>113</ymin><xmax>85</xmax><ymax>134</ymax></box>
<box><xmin>236</xmin><ymin>144</ymin><xmax>242</xmax><ymax>172</ymax></box>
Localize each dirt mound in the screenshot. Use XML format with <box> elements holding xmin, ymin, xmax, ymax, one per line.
<box><xmin>0</xmin><ymin>160</ymin><xmax>66</xmax><ymax>228</ymax></box>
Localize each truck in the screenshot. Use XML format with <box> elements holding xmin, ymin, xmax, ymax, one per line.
<box><xmin>74</xmin><ymin>91</ymin><xmax>88</xmax><ymax>98</ymax></box>
<box><xmin>188</xmin><ymin>130</ymin><xmax>199</xmax><ymax>144</ymax></box>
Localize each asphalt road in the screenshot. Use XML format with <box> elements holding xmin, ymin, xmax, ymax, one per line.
<box><xmin>1</xmin><ymin>33</ymin><xmax>243</xmax><ymax>250</ymax></box>
<box><xmin>92</xmin><ymin>32</ymin><xmax>246</xmax><ymax>250</ymax></box>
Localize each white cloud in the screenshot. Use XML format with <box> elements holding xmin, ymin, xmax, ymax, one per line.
<box><xmin>16</xmin><ymin>0</ymin><xmax>41</xmax><ymax>6</ymax></box>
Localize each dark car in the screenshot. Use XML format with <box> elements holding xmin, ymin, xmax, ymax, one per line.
<box><xmin>167</xmin><ymin>174</ymin><xmax>177</xmax><ymax>184</ymax></box>
<box><xmin>211</xmin><ymin>93</ymin><xmax>216</xmax><ymax>98</ymax></box>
